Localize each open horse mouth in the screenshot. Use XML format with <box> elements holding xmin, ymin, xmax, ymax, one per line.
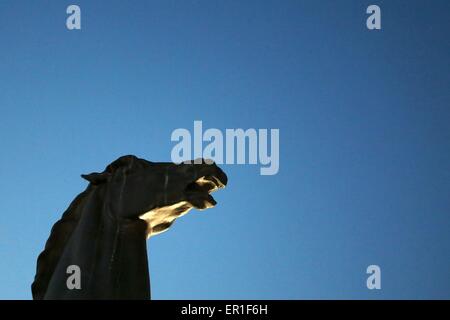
<box><xmin>140</xmin><ymin>165</ymin><xmax>228</xmax><ymax>238</ymax></box>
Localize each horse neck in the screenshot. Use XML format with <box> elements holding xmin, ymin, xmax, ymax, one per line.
<box><xmin>40</xmin><ymin>186</ymin><xmax>151</xmax><ymax>300</ymax></box>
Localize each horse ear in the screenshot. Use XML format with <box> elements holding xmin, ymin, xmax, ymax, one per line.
<box><xmin>81</xmin><ymin>155</ymin><xmax>138</xmax><ymax>185</ymax></box>
<box><xmin>81</xmin><ymin>172</ymin><xmax>111</xmax><ymax>185</ymax></box>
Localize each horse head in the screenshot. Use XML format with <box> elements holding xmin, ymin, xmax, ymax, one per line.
<box><xmin>81</xmin><ymin>155</ymin><xmax>228</xmax><ymax>237</ymax></box>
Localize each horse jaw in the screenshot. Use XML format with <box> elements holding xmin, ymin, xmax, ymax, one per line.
<box><xmin>139</xmin><ymin>201</ymin><xmax>194</xmax><ymax>239</ymax></box>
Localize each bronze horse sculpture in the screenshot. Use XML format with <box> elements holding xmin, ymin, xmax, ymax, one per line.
<box><xmin>32</xmin><ymin>155</ymin><xmax>228</xmax><ymax>299</ymax></box>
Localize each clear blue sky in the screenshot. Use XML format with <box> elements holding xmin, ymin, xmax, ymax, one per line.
<box><xmin>0</xmin><ymin>1</ymin><xmax>449</xmax><ymax>299</ymax></box>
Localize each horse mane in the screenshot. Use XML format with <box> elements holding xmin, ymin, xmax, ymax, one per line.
<box><xmin>31</xmin><ymin>188</ymin><xmax>91</xmax><ymax>300</ymax></box>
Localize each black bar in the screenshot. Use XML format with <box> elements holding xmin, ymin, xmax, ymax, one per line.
<box><xmin>1</xmin><ymin>300</ymin><xmax>448</xmax><ymax>318</ymax></box>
